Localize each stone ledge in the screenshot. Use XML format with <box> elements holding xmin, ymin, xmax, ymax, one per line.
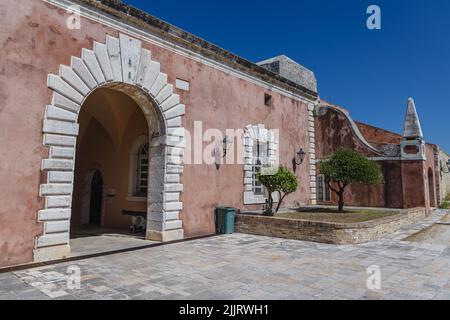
<box><xmin>234</xmin><ymin>208</ymin><xmax>428</xmax><ymax>244</ymax></box>
<box><xmin>146</xmin><ymin>229</ymin><xmax>184</xmax><ymax>242</ymax></box>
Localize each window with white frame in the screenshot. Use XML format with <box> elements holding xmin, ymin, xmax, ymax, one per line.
<box><xmin>136</xmin><ymin>142</ymin><xmax>149</xmax><ymax>197</ymax></box>
<box><xmin>252</xmin><ymin>140</ymin><xmax>269</xmax><ymax>195</ymax></box>
<box><xmin>317</xmin><ymin>174</ymin><xmax>331</xmax><ymax>202</ymax></box>
<box><xmin>243</xmin><ymin>124</ymin><xmax>278</xmax><ymax>205</ymax></box>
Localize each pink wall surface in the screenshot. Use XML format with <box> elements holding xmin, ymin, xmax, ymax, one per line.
<box><xmin>0</xmin><ymin>0</ymin><xmax>313</xmax><ymax>266</ymax></box>
<box><xmin>315</xmin><ymin>104</ymin><xmax>438</xmax><ymax>210</ymax></box>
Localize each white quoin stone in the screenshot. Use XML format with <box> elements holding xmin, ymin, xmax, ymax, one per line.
<box><xmin>52</xmin><ymin>92</ymin><xmax>81</xmax><ymax>114</ymax></box>
<box><xmin>43</xmin><ymin>134</ymin><xmax>76</xmax><ymax>147</ymax></box>
<box><xmin>166</xmin><ymin>165</ymin><xmax>183</xmax><ymax>174</ymax></box>
<box><xmin>38</xmin><ymin>209</ymin><xmax>71</xmax><ymax>221</ymax></box>
<box><xmin>167</xmin><ymin>155</ymin><xmax>182</xmax><ymax>165</ymax></box>
<box><xmin>165</xmin><ymin>174</ymin><xmax>181</xmax><ymax>183</ymax></box>
<box><xmin>165</xmin><ymin>183</ymin><xmax>183</xmax><ymax>193</ymax></box>
<box><xmin>93</xmin><ymin>41</ymin><xmax>114</xmax><ymax>82</ymax></box>
<box><xmin>166</xmin><ymin>135</ymin><xmax>186</xmax><ymax>148</ymax></box>
<box><xmin>45</xmin><ymin>221</ymin><xmax>70</xmax><ymax>233</ymax></box>
<box><xmin>164</xmin><ymin>104</ymin><xmax>185</xmax><ymax>120</ymax></box>
<box><xmin>48</xmin><ymin>171</ymin><xmax>74</xmax><ymax>183</ymax></box>
<box><xmin>59</xmin><ymin>65</ymin><xmax>90</xmax><ymax>96</ymax></box>
<box><xmin>47</xmin><ymin>75</ymin><xmax>84</xmax><ymax>104</ymax></box>
<box><xmin>106</xmin><ymin>35</ymin><xmax>123</xmax><ymax>82</ymax></box>
<box><xmin>81</xmin><ymin>48</ymin><xmax>106</xmax><ymax>85</ymax></box>
<box><xmin>46</xmin><ymin>105</ymin><xmax>78</xmax><ymax>122</ymax></box>
<box><xmin>165</xmin><ymin>192</ymin><xmax>180</xmax><ymax>202</ymax></box>
<box><xmin>70</xmin><ymin>56</ymin><xmax>98</xmax><ymax>90</ymax></box>
<box><xmin>155</xmin><ymin>85</ymin><xmax>174</xmax><ymax>104</ymax></box>
<box><xmin>43</xmin><ymin>120</ymin><xmax>79</xmax><ymax>136</ymax></box>
<box><xmin>119</xmin><ymin>33</ymin><xmax>142</xmax><ymax>84</ymax></box>
<box><xmin>161</xmin><ymin>94</ymin><xmax>180</xmax><ymax>112</ymax></box>
<box><xmin>49</xmin><ymin>146</ymin><xmax>75</xmax><ymax>159</ymax></box>
<box><xmin>141</xmin><ymin>61</ymin><xmax>160</xmax><ymax>91</ymax></box>
<box><xmin>135</xmin><ymin>48</ymin><xmax>152</xmax><ymax>86</ymax></box>
<box><xmin>42</xmin><ymin>159</ymin><xmax>74</xmax><ymax>171</ymax></box>
<box><xmin>167</xmin><ymin>127</ymin><xmax>185</xmax><ymax>138</ymax></box>
<box><xmin>167</xmin><ymin>117</ymin><xmax>182</xmax><ymax>128</ymax></box>
<box><xmin>165</xmin><ymin>220</ymin><xmax>183</xmax><ymax>231</ymax></box>
<box><xmin>36</xmin><ymin>233</ymin><xmax>69</xmax><ymax>248</ymax></box>
<box><xmin>164</xmin><ymin>202</ymin><xmax>183</xmax><ymax>212</ymax></box>
<box><xmin>149</xmin><ymin>73</ymin><xmax>168</xmax><ymax>97</ymax></box>
<box><xmin>165</xmin><ymin>211</ymin><xmax>180</xmax><ymax>221</ymax></box>
<box><xmin>46</xmin><ymin>196</ymin><xmax>72</xmax><ymax>208</ymax></box>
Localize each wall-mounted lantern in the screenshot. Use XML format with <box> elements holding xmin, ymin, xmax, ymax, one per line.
<box><xmin>221</xmin><ymin>136</ymin><xmax>233</xmax><ymax>158</ymax></box>
<box><xmin>442</xmin><ymin>159</ymin><xmax>450</xmax><ymax>174</ymax></box>
<box><xmin>295</xmin><ymin>148</ymin><xmax>306</xmax><ymax>165</ymax></box>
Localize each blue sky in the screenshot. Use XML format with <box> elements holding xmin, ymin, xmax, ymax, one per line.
<box><xmin>123</xmin><ymin>0</ymin><xmax>450</xmax><ymax>151</ymax></box>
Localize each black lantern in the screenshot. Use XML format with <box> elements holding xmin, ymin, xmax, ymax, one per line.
<box><xmin>221</xmin><ymin>136</ymin><xmax>233</xmax><ymax>158</ymax></box>
<box><xmin>296</xmin><ymin>148</ymin><xmax>306</xmax><ymax>165</ymax></box>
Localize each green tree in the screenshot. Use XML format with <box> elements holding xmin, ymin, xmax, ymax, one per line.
<box><xmin>320</xmin><ymin>149</ymin><xmax>383</xmax><ymax>212</ymax></box>
<box><xmin>257</xmin><ymin>166</ymin><xmax>298</xmax><ymax>216</ymax></box>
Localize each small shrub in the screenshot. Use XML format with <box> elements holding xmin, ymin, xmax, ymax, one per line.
<box><xmin>320</xmin><ymin>149</ymin><xmax>383</xmax><ymax>212</ymax></box>
<box><xmin>440</xmin><ymin>201</ymin><xmax>449</xmax><ymax>209</ymax></box>
<box><xmin>257</xmin><ymin>166</ymin><xmax>298</xmax><ymax>216</ymax></box>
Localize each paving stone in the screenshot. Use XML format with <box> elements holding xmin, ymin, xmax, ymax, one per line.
<box><xmin>1</xmin><ymin>210</ymin><xmax>450</xmax><ymax>300</ymax></box>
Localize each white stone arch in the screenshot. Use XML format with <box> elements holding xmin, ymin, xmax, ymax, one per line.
<box><xmin>35</xmin><ymin>33</ymin><xmax>185</xmax><ymax>262</ymax></box>
<box><xmin>242</xmin><ymin>124</ymin><xmax>279</xmax><ymax>205</ymax></box>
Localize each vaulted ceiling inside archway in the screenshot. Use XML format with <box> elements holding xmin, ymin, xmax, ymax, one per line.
<box><xmin>78</xmin><ymin>88</ymin><xmax>148</xmax><ymax>151</ymax></box>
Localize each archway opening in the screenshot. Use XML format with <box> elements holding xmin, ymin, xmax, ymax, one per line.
<box><xmin>428</xmin><ymin>168</ymin><xmax>436</xmax><ymax>208</ymax></box>
<box><xmin>70</xmin><ymin>86</ymin><xmax>161</xmax><ymax>253</ymax></box>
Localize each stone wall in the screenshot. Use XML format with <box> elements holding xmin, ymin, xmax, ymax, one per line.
<box><xmin>234</xmin><ymin>208</ymin><xmax>428</xmax><ymax>244</ymax></box>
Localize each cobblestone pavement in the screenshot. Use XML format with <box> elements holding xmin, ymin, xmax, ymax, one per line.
<box><xmin>1</xmin><ymin>210</ymin><xmax>450</xmax><ymax>300</ymax></box>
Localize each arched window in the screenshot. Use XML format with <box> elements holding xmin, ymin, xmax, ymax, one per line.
<box><xmin>128</xmin><ymin>136</ymin><xmax>149</xmax><ymax>201</ymax></box>
<box><xmin>136</xmin><ymin>142</ymin><xmax>149</xmax><ymax>197</ymax></box>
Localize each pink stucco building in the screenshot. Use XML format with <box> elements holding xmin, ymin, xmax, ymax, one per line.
<box><xmin>0</xmin><ymin>0</ymin><xmax>448</xmax><ymax>268</ymax></box>
<box><xmin>0</xmin><ymin>0</ymin><xmax>319</xmax><ymax>267</ymax></box>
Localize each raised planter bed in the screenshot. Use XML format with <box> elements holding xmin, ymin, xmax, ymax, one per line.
<box><xmin>234</xmin><ymin>208</ymin><xmax>428</xmax><ymax>244</ymax></box>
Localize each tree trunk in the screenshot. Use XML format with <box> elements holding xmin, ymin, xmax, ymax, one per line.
<box><xmin>338</xmin><ymin>191</ymin><xmax>344</xmax><ymax>213</ymax></box>
<box><xmin>275</xmin><ymin>191</ymin><xmax>283</xmax><ymax>213</ymax></box>
<box><xmin>265</xmin><ymin>193</ymin><xmax>274</xmax><ymax>216</ymax></box>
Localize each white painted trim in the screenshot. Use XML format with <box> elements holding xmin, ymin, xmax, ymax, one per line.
<box><xmin>242</xmin><ymin>124</ymin><xmax>279</xmax><ymax>205</ymax></box>
<box><xmin>307</xmin><ymin>103</ymin><xmax>317</xmax><ymax>204</ymax></box>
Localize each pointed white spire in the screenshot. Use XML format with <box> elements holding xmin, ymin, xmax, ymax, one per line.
<box><xmin>403</xmin><ymin>97</ymin><xmax>423</xmax><ymax>139</ymax></box>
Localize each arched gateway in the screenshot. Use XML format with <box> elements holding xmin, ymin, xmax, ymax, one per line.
<box><xmin>35</xmin><ymin>33</ymin><xmax>186</xmax><ymax>262</ymax></box>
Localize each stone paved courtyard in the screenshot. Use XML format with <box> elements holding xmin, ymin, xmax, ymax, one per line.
<box><xmin>1</xmin><ymin>210</ymin><xmax>450</xmax><ymax>300</ymax></box>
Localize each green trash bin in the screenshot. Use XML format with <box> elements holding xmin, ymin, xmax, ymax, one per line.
<box><xmin>214</xmin><ymin>207</ymin><xmax>235</xmax><ymax>234</ymax></box>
